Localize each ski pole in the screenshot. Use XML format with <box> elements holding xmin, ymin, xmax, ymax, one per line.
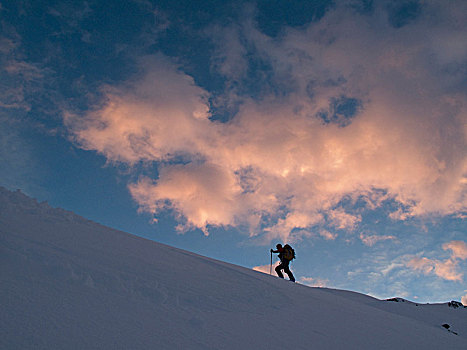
<box><xmin>270</xmin><ymin>250</ymin><xmax>272</xmax><ymax>275</ymax></box>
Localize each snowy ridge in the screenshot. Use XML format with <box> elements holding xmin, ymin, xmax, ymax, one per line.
<box><xmin>1</xmin><ymin>187</ymin><xmax>466</xmax><ymax>350</ymax></box>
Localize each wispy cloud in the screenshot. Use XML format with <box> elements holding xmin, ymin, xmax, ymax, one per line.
<box><xmin>359</xmin><ymin>233</ymin><xmax>397</xmax><ymax>247</ymax></box>
<box><xmin>253</xmin><ymin>262</ymin><xmax>279</xmax><ymax>275</ymax></box>
<box><xmin>407</xmin><ymin>241</ymin><xmax>467</xmax><ymax>282</ymax></box>
<box><xmin>443</xmin><ymin>240</ymin><xmax>467</xmax><ymax>260</ymax></box>
<box><xmin>65</xmin><ymin>1</ymin><xmax>467</xmax><ymax>241</ymax></box>
<box><xmin>327</xmin><ymin>209</ymin><xmax>361</xmax><ymax>231</ymax></box>
<box><xmin>319</xmin><ymin>229</ymin><xmax>337</xmax><ymax>241</ymax></box>
<box><xmin>0</xmin><ymin>30</ymin><xmax>44</xmax><ymax>112</ymax></box>
<box><xmin>300</xmin><ymin>276</ymin><xmax>329</xmax><ymax>287</ymax></box>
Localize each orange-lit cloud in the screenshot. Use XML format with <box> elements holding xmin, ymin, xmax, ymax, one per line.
<box><xmin>359</xmin><ymin>233</ymin><xmax>397</xmax><ymax>247</ymax></box>
<box><xmin>319</xmin><ymin>229</ymin><xmax>337</xmax><ymax>241</ymax></box>
<box><xmin>300</xmin><ymin>277</ymin><xmax>329</xmax><ymax>287</ymax></box>
<box><xmin>443</xmin><ymin>241</ymin><xmax>467</xmax><ymax>260</ymax></box>
<box><xmin>65</xmin><ymin>56</ymin><xmax>211</xmax><ymax>164</ymax></box>
<box><xmin>129</xmin><ymin>163</ymin><xmax>243</xmax><ymax>235</ymax></box>
<box><xmin>408</xmin><ymin>257</ymin><xmax>462</xmax><ymax>282</ymax></box>
<box><xmin>253</xmin><ymin>262</ymin><xmax>279</xmax><ymax>275</ymax></box>
<box><xmin>407</xmin><ymin>241</ymin><xmax>467</xmax><ymax>281</ymax></box>
<box><xmin>65</xmin><ymin>3</ymin><xmax>467</xmax><ymax>241</ymax></box>
<box><xmin>328</xmin><ymin>209</ymin><xmax>361</xmax><ymax>231</ymax></box>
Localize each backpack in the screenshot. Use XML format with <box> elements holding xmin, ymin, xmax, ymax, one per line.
<box><xmin>282</xmin><ymin>244</ymin><xmax>295</xmax><ymax>261</ymax></box>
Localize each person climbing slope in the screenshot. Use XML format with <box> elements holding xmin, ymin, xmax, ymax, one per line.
<box><xmin>271</xmin><ymin>243</ymin><xmax>295</xmax><ymax>282</ymax></box>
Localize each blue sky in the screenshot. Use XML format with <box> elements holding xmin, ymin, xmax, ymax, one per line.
<box><xmin>1</xmin><ymin>0</ymin><xmax>466</xmax><ymax>303</ymax></box>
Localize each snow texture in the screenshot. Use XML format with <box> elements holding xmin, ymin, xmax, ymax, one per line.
<box><xmin>1</xmin><ymin>187</ymin><xmax>466</xmax><ymax>349</ymax></box>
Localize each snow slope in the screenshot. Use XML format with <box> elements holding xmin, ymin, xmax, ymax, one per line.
<box><xmin>1</xmin><ymin>187</ymin><xmax>466</xmax><ymax>350</ymax></box>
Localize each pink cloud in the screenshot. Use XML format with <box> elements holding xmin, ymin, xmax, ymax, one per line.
<box><xmin>407</xmin><ymin>240</ymin><xmax>467</xmax><ymax>282</ymax></box>
<box><xmin>432</xmin><ymin>259</ymin><xmax>463</xmax><ymax>282</ymax></box>
<box><xmin>65</xmin><ymin>56</ymin><xmax>212</xmax><ymax>164</ymax></box>
<box><xmin>328</xmin><ymin>209</ymin><xmax>361</xmax><ymax>231</ymax></box>
<box><xmin>65</xmin><ymin>3</ymin><xmax>467</xmax><ymax>241</ymax></box>
<box><xmin>407</xmin><ymin>257</ymin><xmax>435</xmax><ymax>275</ymax></box>
<box><xmin>129</xmin><ymin>163</ymin><xmax>243</xmax><ymax>235</ymax></box>
<box><xmin>319</xmin><ymin>229</ymin><xmax>337</xmax><ymax>241</ymax></box>
<box><xmin>359</xmin><ymin>233</ymin><xmax>397</xmax><ymax>247</ymax></box>
<box><xmin>443</xmin><ymin>241</ymin><xmax>467</xmax><ymax>260</ymax></box>
<box><xmin>407</xmin><ymin>257</ymin><xmax>463</xmax><ymax>281</ymax></box>
<box><xmin>253</xmin><ymin>262</ymin><xmax>279</xmax><ymax>275</ymax></box>
<box><xmin>299</xmin><ymin>277</ymin><xmax>329</xmax><ymax>287</ymax></box>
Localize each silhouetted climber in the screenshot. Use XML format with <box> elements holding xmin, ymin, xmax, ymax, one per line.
<box><xmin>271</xmin><ymin>243</ymin><xmax>295</xmax><ymax>282</ymax></box>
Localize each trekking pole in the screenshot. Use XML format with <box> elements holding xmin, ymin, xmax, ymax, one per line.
<box><xmin>270</xmin><ymin>250</ymin><xmax>272</xmax><ymax>275</ymax></box>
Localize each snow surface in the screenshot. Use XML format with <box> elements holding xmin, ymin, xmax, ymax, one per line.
<box><xmin>1</xmin><ymin>187</ymin><xmax>466</xmax><ymax>350</ymax></box>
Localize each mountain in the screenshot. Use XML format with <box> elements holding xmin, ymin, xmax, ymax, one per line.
<box><xmin>1</xmin><ymin>187</ymin><xmax>466</xmax><ymax>349</ymax></box>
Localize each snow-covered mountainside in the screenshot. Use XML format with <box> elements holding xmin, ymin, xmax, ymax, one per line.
<box><xmin>1</xmin><ymin>187</ymin><xmax>466</xmax><ymax>350</ymax></box>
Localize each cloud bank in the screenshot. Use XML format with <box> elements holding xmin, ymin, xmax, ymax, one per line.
<box><xmin>66</xmin><ymin>1</ymin><xmax>467</xmax><ymax>242</ymax></box>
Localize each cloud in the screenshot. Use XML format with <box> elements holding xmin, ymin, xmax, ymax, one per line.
<box><xmin>65</xmin><ymin>1</ymin><xmax>467</xmax><ymax>242</ymax></box>
<box><xmin>462</xmin><ymin>293</ymin><xmax>467</xmax><ymax>306</ymax></box>
<box><xmin>327</xmin><ymin>208</ymin><xmax>361</xmax><ymax>231</ymax></box>
<box><xmin>65</xmin><ymin>55</ymin><xmax>211</xmax><ymax>164</ymax></box>
<box><xmin>380</xmin><ymin>262</ymin><xmax>404</xmax><ymax>277</ymax></box>
<box><xmin>359</xmin><ymin>233</ymin><xmax>397</xmax><ymax>247</ymax></box>
<box><xmin>0</xmin><ymin>28</ymin><xmax>48</xmax><ymax>195</ymax></box>
<box><xmin>407</xmin><ymin>240</ymin><xmax>467</xmax><ymax>281</ymax></box>
<box><xmin>300</xmin><ymin>277</ymin><xmax>329</xmax><ymax>287</ymax></box>
<box><xmin>129</xmin><ymin>163</ymin><xmax>243</xmax><ymax>235</ymax></box>
<box><xmin>442</xmin><ymin>241</ymin><xmax>467</xmax><ymax>260</ymax></box>
<box><xmin>253</xmin><ymin>261</ymin><xmax>279</xmax><ymax>275</ymax></box>
<box><xmin>406</xmin><ymin>257</ymin><xmax>434</xmax><ymax>275</ymax></box>
<box><xmin>0</xmin><ymin>29</ymin><xmax>44</xmax><ymax>112</ymax></box>
<box><xmin>0</xmin><ymin>115</ymin><xmax>44</xmax><ymax>194</ymax></box>
<box><xmin>319</xmin><ymin>229</ymin><xmax>337</xmax><ymax>241</ymax></box>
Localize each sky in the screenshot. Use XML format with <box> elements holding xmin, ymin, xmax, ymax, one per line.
<box><xmin>1</xmin><ymin>0</ymin><xmax>466</xmax><ymax>303</ymax></box>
